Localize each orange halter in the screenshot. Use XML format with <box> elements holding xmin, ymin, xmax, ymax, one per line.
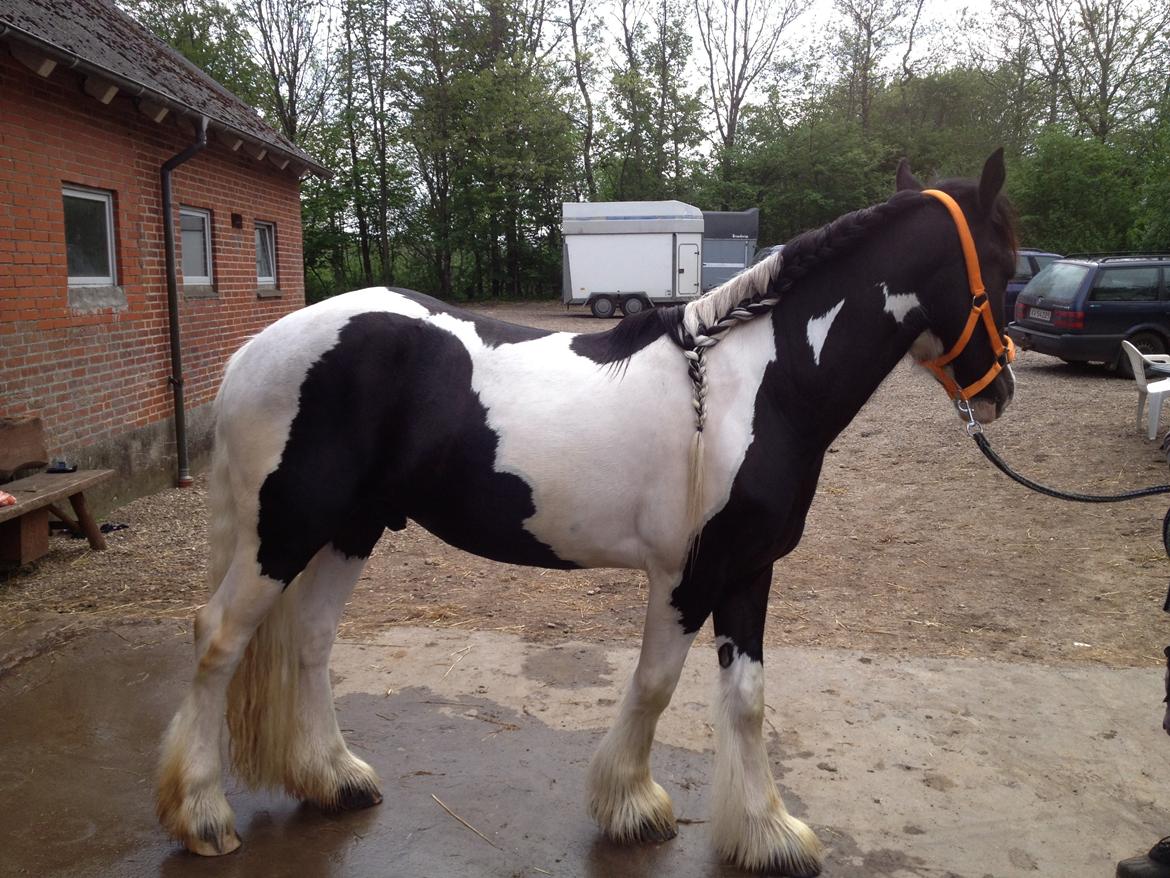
<box><xmin>917</xmin><ymin>189</ymin><xmax>1016</xmax><ymax>402</ymax></box>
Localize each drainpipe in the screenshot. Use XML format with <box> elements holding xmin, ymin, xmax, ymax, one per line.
<box><xmin>162</xmin><ymin>116</ymin><xmax>208</xmax><ymax>488</ymax></box>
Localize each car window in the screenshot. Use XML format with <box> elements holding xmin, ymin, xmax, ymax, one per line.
<box><xmin>1089</xmin><ymin>267</ymin><xmax>1160</xmax><ymax>302</ymax></box>
<box><xmin>1034</xmin><ymin>255</ymin><xmax>1059</xmax><ymax>272</ymax></box>
<box><xmin>1013</xmin><ymin>254</ymin><xmax>1033</xmax><ymax>281</ymax></box>
<box><xmin>1023</xmin><ymin>262</ymin><xmax>1090</xmax><ymax>303</ymax></box>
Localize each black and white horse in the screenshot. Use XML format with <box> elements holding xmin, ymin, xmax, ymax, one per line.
<box><xmin>158</xmin><ymin>153</ymin><xmax>1017</xmax><ymax>875</ymax></box>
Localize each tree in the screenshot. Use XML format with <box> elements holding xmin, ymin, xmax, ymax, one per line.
<box><xmin>454</xmin><ymin>0</ymin><xmax>577</xmax><ymax>298</ymax></box>
<box><xmin>241</xmin><ymin>0</ymin><xmax>335</xmax><ymax>144</ymax></box>
<box><xmin>993</xmin><ymin>0</ymin><xmax>1170</xmax><ymax>142</ymax></box>
<box><xmin>1129</xmin><ymin>106</ymin><xmax>1170</xmax><ymax>250</ymax></box>
<box><xmin>967</xmin><ymin>26</ymin><xmax>1050</xmax><ymax>158</ymax></box>
<box><xmin>869</xmin><ymin>66</ymin><xmax>1014</xmax><ymax>177</ymax></box>
<box><xmin>343</xmin><ymin>0</ymin><xmax>412</xmax><ymax>284</ymax></box>
<box><xmin>1010</xmin><ymin>129</ymin><xmax>1136</xmax><ymax>252</ymax></box>
<box><xmin>831</xmin><ymin>0</ymin><xmax>924</xmax><ymax>130</ymax></box>
<box><xmin>391</xmin><ymin>0</ymin><xmax>463</xmax><ymax>297</ymax></box>
<box><xmin>596</xmin><ymin>0</ymin><xmax>705</xmax><ymax>200</ymax></box>
<box><xmin>566</xmin><ymin>0</ymin><xmax>600</xmax><ymax>198</ymax></box>
<box><xmin>122</xmin><ymin>0</ymin><xmax>263</xmax><ymax>104</ymax></box>
<box><xmin>694</xmin><ymin>0</ymin><xmax>809</xmax><ymax>154</ymax></box>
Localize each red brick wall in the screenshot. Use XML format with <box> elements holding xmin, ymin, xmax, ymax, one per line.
<box><xmin>0</xmin><ymin>49</ymin><xmax>306</xmax><ymax>472</ymax></box>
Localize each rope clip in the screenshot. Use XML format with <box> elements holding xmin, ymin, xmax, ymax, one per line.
<box><xmin>955</xmin><ymin>398</ymin><xmax>983</xmax><ymax>436</ymax></box>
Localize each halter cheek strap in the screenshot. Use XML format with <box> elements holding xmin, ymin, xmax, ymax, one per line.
<box><xmin>917</xmin><ymin>189</ymin><xmax>1016</xmax><ymax>402</ymax></box>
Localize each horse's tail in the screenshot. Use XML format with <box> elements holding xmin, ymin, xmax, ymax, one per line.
<box><xmin>225</xmin><ymin>587</ymin><xmax>300</xmax><ymax>791</ymax></box>
<box><xmin>204</xmin><ymin>420</ymin><xmax>236</xmax><ymax>597</ymax></box>
<box><xmin>206</xmin><ymin>345</ymin><xmax>302</xmax><ymax>793</ymax></box>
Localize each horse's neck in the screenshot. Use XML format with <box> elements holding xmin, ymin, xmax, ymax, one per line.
<box><xmin>763</xmin><ymin>266</ymin><xmax>934</xmax><ymax>451</ymax></box>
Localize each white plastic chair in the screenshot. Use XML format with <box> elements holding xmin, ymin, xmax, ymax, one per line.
<box><xmin>1120</xmin><ymin>340</ymin><xmax>1170</xmax><ymax>440</ymax></box>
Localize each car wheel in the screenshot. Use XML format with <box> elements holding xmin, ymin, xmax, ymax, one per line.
<box><xmin>620</xmin><ymin>296</ymin><xmax>647</xmax><ymax>317</ymax></box>
<box><xmin>590</xmin><ymin>296</ymin><xmax>615</xmax><ymax>319</ymax></box>
<box><xmin>1117</xmin><ymin>331</ymin><xmax>1167</xmax><ymax>378</ymax></box>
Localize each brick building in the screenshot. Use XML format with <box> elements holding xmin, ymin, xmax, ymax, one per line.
<box><xmin>0</xmin><ymin>0</ymin><xmax>327</xmax><ymax>500</ymax></box>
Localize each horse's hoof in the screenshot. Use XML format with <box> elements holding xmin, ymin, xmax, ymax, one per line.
<box><xmin>334</xmin><ymin>782</ymin><xmax>384</xmax><ymax>811</ymax></box>
<box><xmin>632</xmin><ymin>819</ymin><xmax>678</xmax><ymax>844</ymax></box>
<box><xmin>187</xmin><ymin>826</ymin><xmax>241</xmax><ymax>857</ymax></box>
<box><xmin>758</xmin><ymin>857</ymin><xmax>821</xmax><ymax>878</ymax></box>
<box><xmin>715</xmin><ymin>811</ymin><xmax>823</xmax><ymax>877</ymax></box>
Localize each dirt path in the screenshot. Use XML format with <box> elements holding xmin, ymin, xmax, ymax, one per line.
<box><xmin>4</xmin><ymin>301</ymin><xmax>1169</xmax><ymax>669</ymax></box>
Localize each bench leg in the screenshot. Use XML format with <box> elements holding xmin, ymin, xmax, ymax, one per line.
<box><xmin>47</xmin><ymin>502</ymin><xmax>84</xmax><ymax>538</ymax></box>
<box><xmin>0</xmin><ymin>508</ymin><xmax>50</xmax><ymax>564</ymax></box>
<box><xmin>68</xmin><ymin>492</ymin><xmax>107</xmax><ymax>550</ymax></box>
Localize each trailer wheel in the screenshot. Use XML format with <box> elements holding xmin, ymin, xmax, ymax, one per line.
<box><xmin>590</xmin><ymin>296</ymin><xmax>616</xmax><ymax>319</ymax></box>
<box><xmin>620</xmin><ymin>296</ymin><xmax>647</xmax><ymax>317</ymax></box>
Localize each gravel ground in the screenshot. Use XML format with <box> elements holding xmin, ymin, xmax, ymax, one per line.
<box><xmin>4</xmin><ymin>300</ymin><xmax>1170</xmax><ymax>671</ymax></box>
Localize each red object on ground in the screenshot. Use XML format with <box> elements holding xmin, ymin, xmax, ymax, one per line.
<box><xmin>0</xmin><ymin>491</ymin><xmax>15</xmax><ymax>507</ymax></box>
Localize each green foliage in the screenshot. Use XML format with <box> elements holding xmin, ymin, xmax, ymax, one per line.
<box><xmin>121</xmin><ymin>0</ymin><xmax>263</xmax><ymax>105</ymax></box>
<box><xmin>1009</xmin><ymin>129</ymin><xmax>1137</xmax><ymax>253</ymax></box>
<box><xmin>1129</xmin><ymin>114</ymin><xmax>1170</xmax><ymax>252</ymax></box>
<box><xmin>594</xmin><ymin>0</ymin><xmax>705</xmax><ymax>202</ymax></box>
<box><xmin>126</xmin><ymin>0</ymin><xmax>1170</xmax><ymax>300</ymax></box>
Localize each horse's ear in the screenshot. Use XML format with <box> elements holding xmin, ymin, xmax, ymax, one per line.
<box><xmin>978</xmin><ymin>148</ymin><xmax>1006</xmax><ymax>213</ymax></box>
<box><xmin>896</xmin><ymin>158</ymin><xmax>923</xmax><ymax>192</ymax></box>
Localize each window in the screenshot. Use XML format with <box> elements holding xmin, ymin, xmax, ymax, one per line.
<box><xmin>1090</xmin><ymin>267</ymin><xmax>1160</xmax><ymax>303</ymax></box>
<box><xmin>63</xmin><ymin>187</ymin><xmax>116</xmax><ymax>286</ymax></box>
<box><xmin>180</xmin><ymin>207</ymin><xmax>213</xmax><ymax>285</ymax></box>
<box><xmin>1012</xmin><ymin>254</ymin><xmax>1033</xmax><ymax>282</ymax></box>
<box><xmin>1025</xmin><ymin>262</ymin><xmax>1090</xmax><ymax>304</ymax></box>
<box><xmin>255</xmin><ymin>221</ymin><xmax>276</xmax><ymax>284</ymax></box>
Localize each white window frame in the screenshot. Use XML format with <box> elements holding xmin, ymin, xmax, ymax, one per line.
<box><xmin>255</xmin><ymin>221</ymin><xmax>277</xmax><ymax>285</ymax></box>
<box><xmin>63</xmin><ymin>186</ymin><xmax>116</xmax><ymax>287</ymax></box>
<box><xmin>179</xmin><ymin>206</ymin><xmax>214</xmax><ymax>286</ymax></box>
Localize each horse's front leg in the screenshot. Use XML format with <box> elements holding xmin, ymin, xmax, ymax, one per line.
<box><xmin>711</xmin><ymin>566</ymin><xmax>823</xmax><ymax>877</ymax></box>
<box><xmin>587</xmin><ymin>568</ymin><xmax>704</xmax><ymax>843</ymax></box>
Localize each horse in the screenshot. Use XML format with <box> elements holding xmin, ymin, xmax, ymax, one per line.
<box><xmin>157</xmin><ymin>151</ymin><xmax>1017</xmax><ymax>875</ymax></box>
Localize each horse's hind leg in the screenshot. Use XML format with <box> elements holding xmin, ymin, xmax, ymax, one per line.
<box><xmin>157</xmin><ymin>550</ymin><xmax>283</xmax><ymax>856</ymax></box>
<box><xmin>278</xmin><ymin>542</ymin><xmax>382</xmax><ymax>810</ymax></box>
<box><xmin>710</xmin><ymin>567</ymin><xmax>823</xmax><ymax>877</ymax></box>
<box><xmin>587</xmin><ymin>569</ymin><xmax>703</xmax><ymax>843</ymax></box>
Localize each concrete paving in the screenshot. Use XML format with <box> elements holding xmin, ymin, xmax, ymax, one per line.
<box><xmin>2</xmin><ymin>623</ymin><xmax>1169</xmax><ymax>877</ymax></box>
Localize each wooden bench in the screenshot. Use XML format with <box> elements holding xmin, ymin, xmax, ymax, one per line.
<box><xmin>0</xmin><ymin>417</ymin><xmax>115</xmax><ymax>565</ymax></box>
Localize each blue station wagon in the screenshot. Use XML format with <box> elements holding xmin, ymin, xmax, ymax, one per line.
<box><xmin>1008</xmin><ymin>255</ymin><xmax>1170</xmax><ymax>373</ymax></box>
<box><xmin>1005</xmin><ymin>248</ymin><xmax>1062</xmax><ymax>317</ymax></box>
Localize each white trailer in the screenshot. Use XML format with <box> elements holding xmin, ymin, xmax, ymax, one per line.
<box><xmin>561</xmin><ymin>201</ymin><xmax>704</xmax><ymax>317</ymax></box>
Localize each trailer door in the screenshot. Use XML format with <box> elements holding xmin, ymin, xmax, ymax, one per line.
<box><xmin>677</xmin><ymin>243</ymin><xmax>700</xmax><ymax>299</ymax></box>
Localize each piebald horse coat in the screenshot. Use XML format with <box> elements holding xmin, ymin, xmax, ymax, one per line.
<box><xmin>158</xmin><ymin>154</ymin><xmax>1018</xmax><ymax>876</ymax></box>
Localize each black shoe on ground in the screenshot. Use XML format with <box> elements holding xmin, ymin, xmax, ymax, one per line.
<box><xmin>1118</xmin><ymin>838</ymin><xmax>1170</xmax><ymax>878</ymax></box>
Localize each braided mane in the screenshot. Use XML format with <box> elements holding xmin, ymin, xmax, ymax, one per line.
<box><xmin>682</xmin><ymin>189</ymin><xmax>923</xmax><ymax>344</ymax></box>
<box><xmin>678</xmin><ymin>188</ymin><xmax>925</xmax><ymax>529</ymax></box>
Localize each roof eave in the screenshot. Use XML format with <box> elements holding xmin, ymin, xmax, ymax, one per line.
<box><xmin>0</xmin><ymin>23</ymin><xmax>332</xmax><ymax>179</ymax></box>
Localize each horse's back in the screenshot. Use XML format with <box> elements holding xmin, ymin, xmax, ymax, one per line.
<box><xmin>213</xmin><ymin>288</ymin><xmax>697</xmax><ymax>573</ymax></box>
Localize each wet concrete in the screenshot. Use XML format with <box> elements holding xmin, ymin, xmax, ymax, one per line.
<box><xmin>2</xmin><ymin>624</ymin><xmax>1169</xmax><ymax>877</ymax></box>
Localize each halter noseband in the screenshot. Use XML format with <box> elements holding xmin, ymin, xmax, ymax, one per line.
<box><xmin>917</xmin><ymin>189</ymin><xmax>1016</xmax><ymax>403</ymax></box>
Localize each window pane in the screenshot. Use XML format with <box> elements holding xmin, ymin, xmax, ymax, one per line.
<box><xmin>1090</xmin><ymin>267</ymin><xmax>1159</xmax><ymax>302</ymax></box>
<box><xmin>1024</xmin><ymin>262</ymin><xmax>1089</xmax><ymax>303</ymax></box>
<box><xmin>64</xmin><ymin>194</ymin><xmax>110</xmax><ymax>279</ymax></box>
<box><xmin>256</xmin><ymin>225</ymin><xmax>275</xmax><ymax>280</ymax></box>
<box><xmin>1012</xmin><ymin>254</ymin><xmax>1031</xmax><ymax>280</ymax></box>
<box><xmin>181</xmin><ymin>213</ymin><xmax>208</xmax><ymax>279</ymax></box>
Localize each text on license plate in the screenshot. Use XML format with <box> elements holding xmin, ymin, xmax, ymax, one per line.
<box><xmin>1029</xmin><ymin>307</ymin><xmax>1052</xmax><ymax>321</ymax></box>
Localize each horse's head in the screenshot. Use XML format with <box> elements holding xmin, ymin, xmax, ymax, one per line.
<box><xmin>899</xmin><ymin>150</ymin><xmax>1018</xmax><ymax>424</ymax></box>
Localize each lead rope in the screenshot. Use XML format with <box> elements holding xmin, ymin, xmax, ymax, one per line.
<box><xmin>956</xmin><ymin>399</ymin><xmax>1170</xmax><ymax>503</ymax></box>
<box><xmin>957</xmin><ymin>398</ymin><xmax>1170</xmax><ymax>713</ymax></box>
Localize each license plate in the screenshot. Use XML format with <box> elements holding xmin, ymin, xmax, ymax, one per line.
<box><xmin>1029</xmin><ymin>307</ymin><xmax>1052</xmax><ymax>321</ymax></box>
